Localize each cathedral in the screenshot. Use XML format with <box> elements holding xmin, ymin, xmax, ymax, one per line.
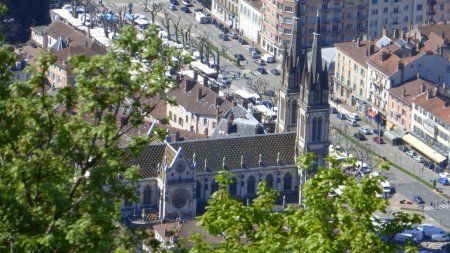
<box><xmin>122</xmin><ymin>9</ymin><xmax>330</xmax><ymax>223</ymax></box>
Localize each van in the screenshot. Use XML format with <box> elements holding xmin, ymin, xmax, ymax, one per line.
<box><xmin>403</xmin><ymin>229</ymin><xmax>424</xmax><ymax>241</ymax></box>
<box><xmin>418</xmin><ymin>224</ymin><xmax>446</xmax><ymax>237</ymax></box>
<box><xmin>394</xmin><ymin>233</ymin><xmax>413</xmax><ymax>243</ymax></box>
<box><xmin>261</xmin><ymin>54</ymin><xmax>275</xmax><ymax>63</ymax></box>
<box><xmin>347</xmin><ymin>119</ymin><xmax>358</xmax><ymax>127</ymax></box>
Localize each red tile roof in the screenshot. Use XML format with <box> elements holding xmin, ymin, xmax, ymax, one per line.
<box><xmin>413</xmin><ymin>91</ymin><xmax>450</xmax><ymax>125</ymax></box>
<box><xmin>335</xmin><ymin>40</ymin><xmax>379</xmax><ymax>68</ymax></box>
<box><xmin>389</xmin><ymin>78</ymin><xmax>436</xmax><ymax>107</ymax></box>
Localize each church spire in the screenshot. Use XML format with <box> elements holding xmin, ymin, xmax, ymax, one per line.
<box><xmin>310</xmin><ymin>9</ymin><xmax>322</xmax><ymax>83</ymax></box>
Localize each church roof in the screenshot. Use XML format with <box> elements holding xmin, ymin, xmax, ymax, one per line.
<box><xmin>128</xmin><ymin>132</ymin><xmax>297</xmax><ymax>178</ymax></box>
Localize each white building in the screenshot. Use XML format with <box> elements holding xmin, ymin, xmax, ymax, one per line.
<box><xmin>239</xmin><ymin>0</ymin><xmax>262</xmax><ymax>44</ymax></box>
<box><xmin>368</xmin><ymin>0</ymin><xmax>427</xmax><ymax>39</ymax></box>
<box><xmin>212</xmin><ymin>0</ymin><xmax>240</xmax><ymax>29</ymax></box>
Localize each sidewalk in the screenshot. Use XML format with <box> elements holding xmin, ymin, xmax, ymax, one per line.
<box><xmin>329</xmin><ymin>99</ymin><xmax>450</xmax><ymax>200</ymax></box>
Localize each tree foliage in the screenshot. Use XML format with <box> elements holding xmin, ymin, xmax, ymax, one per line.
<box><xmin>193</xmin><ymin>154</ymin><xmax>422</xmax><ymax>253</ymax></box>
<box><xmin>0</xmin><ymin>25</ymin><xmax>177</xmax><ymax>252</ymax></box>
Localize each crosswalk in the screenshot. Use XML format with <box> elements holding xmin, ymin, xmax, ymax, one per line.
<box><xmin>423</xmin><ymin>203</ymin><xmax>450</xmax><ymax>211</ymax></box>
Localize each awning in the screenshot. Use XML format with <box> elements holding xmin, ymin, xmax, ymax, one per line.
<box><xmin>368</xmin><ymin>111</ymin><xmax>377</xmax><ymax>117</ymax></box>
<box><xmin>402</xmin><ymin>134</ymin><xmax>447</xmax><ymax>164</ymax></box>
<box><xmin>386</xmin><ymin>121</ymin><xmax>396</xmax><ymax>129</ymax></box>
<box><xmin>383</xmin><ymin>131</ymin><xmax>399</xmax><ymax>141</ymax></box>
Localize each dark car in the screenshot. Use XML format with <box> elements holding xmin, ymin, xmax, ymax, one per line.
<box><xmin>253</xmin><ymin>67</ymin><xmax>267</xmax><ymax>75</ymax></box>
<box><xmin>270</xmin><ymin>68</ymin><xmax>280</xmax><ymax>75</ymax></box>
<box><xmin>170</xmin><ymin>0</ymin><xmax>179</xmax><ymax>5</ymax></box>
<box><xmin>398</xmin><ymin>145</ymin><xmax>409</xmax><ymax>152</ymax></box>
<box><xmin>353</xmin><ymin>132</ymin><xmax>367</xmax><ymax>141</ymax></box>
<box><xmin>218</xmin><ymin>23</ymin><xmax>224</xmax><ymax>30</ymax></box>
<box><xmin>336</xmin><ymin>113</ymin><xmax>346</xmax><ymax>120</ymax></box>
<box><xmin>218</xmin><ymin>34</ymin><xmax>229</xmax><ymax>41</ymax></box>
<box><xmin>238</xmin><ymin>37</ymin><xmax>247</xmax><ymax>45</ymax></box>
<box><xmin>413</xmin><ymin>195</ymin><xmax>425</xmax><ymax>204</ymax></box>
<box><xmin>373</xmin><ymin>136</ymin><xmax>384</xmax><ymax>144</ymax></box>
<box><xmin>254</xmin><ymin>59</ymin><xmax>265</xmax><ymax>66</ymax></box>
<box><xmin>372</xmin><ymin>129</ymin><xmax>384</xmax><ymax>136</ymax></box>
<box><xmin>234</xmin><ymin>53</ymin><xmax>245</xmax><ymax>61</ymax></box>
<box><xmin>423</xmin><ymin>161</ymin><xmax>434</xmax><ymax>170</ymax></box>
<box><xmin>248</xmin><ymin>47</ymin><xmax>261</xmax><ymax>54</ymax></box>
<box><xmin>330</xmin><ymin>107</ymin><xmax>338</xmax><ymax>114</ymax></box>
<box><xmin>181</xmin><ymin>6</ymin><xmax>191</xmax><ymax>13</ymax></box>
<box><xmin>223</xmin><ymin>27</ymin><xmax>230</xmax><ymax>33</ymax></box>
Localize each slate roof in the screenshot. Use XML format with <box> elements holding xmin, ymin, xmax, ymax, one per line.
<box><xmin>171</xmin><ymin>132</ymin><xmax>296</xmax><ymax>172</ymax></box>
<box><xmin>168</xmin><ymin>78</ymin><xmax>233</xmax><ymax>117</ymax></box>
<box><xmin>30</xmin><ymin>25</ymin><xmax>48</xmax><ymax>34</ymax></box>
<box><xmin>127</xmin><ymin>132</ymin><xmax>296</xmax><ymax>178</ymax></box>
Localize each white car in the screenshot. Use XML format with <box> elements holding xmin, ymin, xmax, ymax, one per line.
<box><xmin>359</xmin><ymin>127</ymin><xmax>371</xmax><ymax>135</ymax></box>
<box><xmin>413</xmin><ymin>155</ymin><xmax>425</xmax><ymax>163</ymax></box>
<box><xmin>347</xmin><ymin>113</ymin><xmax>360</xmax><ymax>121</ymax></box>
<box><xmin>405</xmin><ymin>150</ymin><xmax>417</xmax><ymax>157</ymax></box>
<box><xmin>431</xmin><ymin>234</ymin><xmax>449</xmax><ymax>242</ymax></box>
<box><xmin>439</xmin><ymin>172</ymin><xmax>450</xmax><ymax>178</ymax></box>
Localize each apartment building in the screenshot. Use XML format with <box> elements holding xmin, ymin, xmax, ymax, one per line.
<box><xmin>239</xmin><ymin>0</ymin><xmax>263</xmax><ymax>44</ymax></box>
<box><xmin>387</xmin><ymin>77</ymin><xmax>434</xmax><ymax>133</ymax></box>
<box><xmin>368</xmin><ymin>0</ymin><xmax>427</xmax><ymax>39</ymax></box>
<box><xmin>366</xmin><ymin>33</ymin><xmax>450</xmax><ymax>120</ymax></box>
<box><xmin>427</xmin><ymin>0</ymin><xmax>450</xmax><ymax>24</ymax></box>
<box><xmin>212</xmin><ymin>0</ymin><xmax>240</xmax><ymax>29</ymax></box>
<box><xmin>407</xmin><ymin>87</ymin><xmax>450</xmax><ymax>165</ymax></box>
<box><xmin>261</xmin><ymin>0</ymin><xmax>369</xmax><ymax>59</ymax></box>
<box><xmin>334</xmin><ymin>38</ymin><xmax>379</xmax><ymax>113</ymax></box>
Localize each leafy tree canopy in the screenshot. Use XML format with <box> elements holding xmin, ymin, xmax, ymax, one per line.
<box><xmin>0</xmin><ymin>24</ymin><xmax>177</xmax><ymax>252</ymax></box>
<box><xmin>192</xmin><ymin>154</ymin><xmax>422</xmax><ymax>253</ymax></box>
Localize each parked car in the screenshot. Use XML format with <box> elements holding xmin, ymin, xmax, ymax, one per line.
<box><xmin>439</xmin><ymin>172</ymin><xmax>450</xmax><ymax>178</ymax></box>
<box><xmin>181</xmin><ymin>0</ymin><xmax>191</xmax><ymax>5</ymax></box>
<box><xmin>413</xmin><ymin>155</ymin><xmax>425</xmax><ymax>163</ymax></box>
<box><xmin>424</xmin><ymin>161</ymin><xmax>435</xmax><ymax>170</ymax></box>
<box><xmin>437</xmin><ymin>177</ymin><xmax>450</xmax><ymax>186</ymax></box>
<box><xmin>253</xmin><ymin>67</ymin><xmax>267</xmax><ymax>75</ymax></box>
<box><xmin>218</xmin><ymin>76</ymin><xmax>231</xmax><ymax>85</ymax></box>
<box><xmin>359</xmin><ymin>127</ymin><xmax>371</xmax><ymax>135</ymax></box>
<box><xmin>248</xmin><ymin>47</ymin><xmax>261</xmax><ymax>54</ymax></box>
<box><xmin>398</xmin><ymin>145</ymin><xmax>409</xmax><ymax>152</ymax></box>
<box><xmin>433</xmin><ymin>165</ymin><xmax>444</xmax><ymax>173</ymax></box>
<box><xmin>180</xmin><ymin>6</ymin><xmax>191</xmax><ymax>13</ymax></box>
<box><xmin>270</xmin><ymin>68</ymin><xmax>280</xmax><ymax>75</ymax></box>
<box><xmin>170</xmin><ymin>0</ymin><xmax>179</xmax><ymax>5</ymax></box>
<box><xmin>251</xmin><ymin>51</ymin><xmax>261</xmax><ymax>59</ymax></box>
<box><xmin>347</xmin><ymin>113</ymin><xmax>360</xmax><ymax>121</ymax></box>
<box><xmin>348</xmin><ymin>119</ymin><xmax>358</xmax><ymax>127</ymax></box>
<box><xmin>238</xmin><ymin>37</ymin><xmax>247</xmax><ymax>45</ymax></box>
<box><xmin>228</xmin><ymin>32</ymin><xmax>238</xmax><ymax>39</ymax></box>
<box><xmin>218</xmin><ymin>33</ymin><xmax>229</xmax><ymax>41</ymax></box>
<box><xmin>405</xmin><ymin>150</ymin><xmax>417</xmax><ymax>157</ymax></box>
<box><xmin>413</xmin><ymin>195</ymin><xmax>425</xmax><ymax>204</ymax></box>
<box><xmin>373</xmin><ymin>136</ymin><xmax>384</xmax><ymax>144</ymax></box>
<box><xmin>336</xmin><ymin>113</ymin><xmax>346</xmax><ymax>120</ymax></box>
<box><xmin>168</xmin><ymin>4</ymin><xmax>176</xmax><ymax>10</ymax></box>
<box><xmin>353</xmin><ymin>132</ymin><xmax>367</xmax><ymax>141</ymax></box>
<box><xmin>330</xmin><ymin>107</ymin><xmax>338</xmax><ymax>114</ymax></box>
<box><xmin>372</xmin><ymin>129</ymin><xmax>384</xmax><ymax>136</ymax></box>
<box><xmin>255</xmin><ymin>59</ymin><xmax>265</xmax><ymax>66</ymax></box>
<box><xmin>234</xmin><ymin>53</ymin><xmax>245</xmax><ymax>61</ymax></box>
<box><xmin>431</xmin><ymin>234</ymin><xmax>449</xmax><ymax>242</ymax></box>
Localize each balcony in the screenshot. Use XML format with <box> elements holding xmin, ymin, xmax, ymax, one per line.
<box><xmin>357</xmin><ymin>4</ymin><xmax>367</xmax><ymax>9</ymax></box>
<box><xmin>427</xmin><ymin>0</ymin><xmax>436</xmax><ymax>5</ymax></box>
<box><xmin>428</xmin><ymin>10</ymin><xmax>436</xmax><ymax>15</ymax></box>
<box><xmin>357</xmin><ymin>14</ymin><xmax>367</xmax><ymax>20</ymax></box>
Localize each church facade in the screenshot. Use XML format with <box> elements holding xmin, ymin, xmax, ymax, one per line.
<box><xmin>122</xmin><ymin>9</ymin><xmax>330</xmax><ymax>223</ymax></box>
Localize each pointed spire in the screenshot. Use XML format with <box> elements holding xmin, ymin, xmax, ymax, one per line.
<box><xmin>311</xmin><ymin>9</ymin><xmax>323</xmax><ymax>81</ymax></box>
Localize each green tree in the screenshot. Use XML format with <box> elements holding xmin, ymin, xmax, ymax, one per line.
<box><xmin>193</xmin><ymin>154</ymin><xmax>422</xmax><ymax>253</ymax></box>
<box><xmin>0</xmin><ymin>25</ymin><xmax>177</xmax><ymax>252</ymax></box>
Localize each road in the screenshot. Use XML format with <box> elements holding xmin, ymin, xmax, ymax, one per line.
<box><xmin>102</xmin><ymin>0</ymin><xmax>283</xmax><ymax>93</ymax></box>
<box><xmin>329</xmin><ymin>108</ymin><xmax>450</xmax><ymax>230</ymax></box>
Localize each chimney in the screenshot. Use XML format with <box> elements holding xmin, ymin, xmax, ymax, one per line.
<box><xmin>400</xmin><ymin>30</ymin><xmax>404</xmax><ymax>40</ymax></box>
<box><xmin>215</xmin><ymin>97</ymin><xmax>223</xmax><ymax>107</ymax></box>
<box><xmin>210</xmin><ymin>84</ymin><xmax>220</xmax><ymax>94</ymax></box>
<box><xmin>42</xmin><ymin>31</ymin><xmax>48</xmax><ymax>49</ymax></box>
<box><xmin>216</xmin><ymin>105</ymin><xmax>220</xmax><ymax>125</ymax></box>
<box><xmin>202</xmin><ymin>75</ymin><xmax>209</xmax><ymax>88</ymax></box>
<box><xmin>441</xmin><ymin>31</ymin><xmax>445</xmax><ymax>39</ymax></box>
<box><xmin>402</xmin><ymin>88</ymin><xmax>406</xmax><ymax>98</ymax></box>
<box><xmin>417</xmin><ymin>72</ymin><xmax>421</xmax><ymax>80</ymax></box>
<box><xmin>426</xmin><ymin>89</ymin><xmax>432</xmax><ymax>99</ymax></box>
<box><xmin>393</xmin><ymin>29</ymin><xmax>398</xmax><ymax>39</ymax></box>
<box><xmin>362</xmin><ymin>34</ymin><xmax>368</xmax><ymax>41</ymax></box>
<box><xmin>421</xmin><ymin>83</ymin><xmax>425</xmax><ymax>93</ymax></box>
<box><xmin>356</xmin><ymin>37</ymin><xmax>361</xmax><ymax>48</ymax></box>
<box><xmin>226</xmin><ymin>112</ymin><xmax>235</xmax><ymax>134</ymax></box>
<box><xmin>369</xmin><ymin>42</ymin><xmax>375</xmax><ymax>55</ymax></box>
<box><xmin>185</xmin><ymin>80</ymin><xmax>195</xmax><ymax>92</ymax></box>
<box><xmin>382</xmin><ymin>27</ymin><xmax>387</xmax><ymax>37</ymax></box>
<box><xmin>365</xmin><ymin>48</ymin><xmax>369</xmax><ymax>56</ymax></box>
<box><xmin>433</xmin><ymin>86</ymin><xmax>438</xmax><ymax>96</ymax></box>
<box><xmin>193</xmin><ymin>70</ymin><xmax>198</xmax><ymax>82</ymax></box>
<box><xmin>197</xmin><ymin>88</ymin><xmax>203</xmax><ymax>101</ymax></box>
<box><xmin>381</xmin><ymin>51</ymin><xmax>388</xmax><ymax>62</ymax></box>
<box><xmin>397</xmin><ymin>61</ymin><xmax>404</xmax><ymax>83</ymax></box>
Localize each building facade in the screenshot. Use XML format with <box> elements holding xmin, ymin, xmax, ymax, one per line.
<box><xmin>212</xmin><ymin>0</ymin><xmax>240</xmax><ymax>29</ymax></box>
<box><xmin>427</xmin><ymin>0</ymin><xmax>450</xmax><ymax>24</ymax></box>
<box><xmin>239</xmin><ymin>0</ymin><xmax>263</xmax><ymax>44</ymax></box>
<box><xmin>368</xmin><ymin>0</ymin><xmax>427</xmax><ymax>39</ymax></box>
<box><xmin>261</xmin><ymin>0</ymin><xmax>369</xmax><ymax>59</ymax></box>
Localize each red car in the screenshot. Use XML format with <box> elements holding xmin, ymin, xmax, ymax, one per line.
<box><xmin>373</xmin><ymin>136</ymin><xmax>384</xmax><ymax>144</ymax></box>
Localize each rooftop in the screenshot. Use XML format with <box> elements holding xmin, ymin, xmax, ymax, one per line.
<box><xmin>335</xmin><ymin>40</ymin><xmax>379</xmax><ymax>68</ymax></box>
<box><xmin>388</xmin><ymin>78</ymin><xmax>436</xmax><ymax>107</ymax></box>
<box><xmin>413</xmin><ymin>89</ymin><xmax>450</xmax><ymax>125</ymax></box>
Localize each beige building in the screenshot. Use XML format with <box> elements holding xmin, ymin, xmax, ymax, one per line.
<box><xmin>261</xmin><ymin>0</ymin><xmax>369</xmax><ymax>59</ymax></box>
<box><xmin>166</xmin><ymin>75</ymin><xmax>233</xmax><ymax>136</ymax></box>
<box><xmin>387</xmin><ymin>78</ymin><xmax>434</xmax><ymax>133</ymax></box>
<box><xmin>368</xmin><ymin>0</ymin><xmax>427</xmax><ymax>39</ymax></box>
<box><xmin>427</xmin><ymin>0</ymin><xmax>450</xmax><ymax>24</ymax></box>
<box><xmin>334</xmin><ymin>38</ymin><xmax>379</xmax><ymax>113</ymax></box>
<box><xmin>212</xmin><ymin>0</ymin><xmax>240</xmax><ymax>29</ymax></box>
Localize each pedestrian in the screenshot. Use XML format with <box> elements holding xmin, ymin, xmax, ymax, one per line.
<box><xmin>246</xmin><ymin>60</ymin><xmax>249</xmax><ymax>65</ymax></box>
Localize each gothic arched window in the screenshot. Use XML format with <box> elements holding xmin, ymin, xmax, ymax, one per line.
<box><xmin>312</xmin><ymin>117</ymin><xmax>317</xmax><ymax>141</ymax></box>
<box><xmin>247</xmin><ymin>176</ymin><xmax>256</xmax><ymax>195</ymax></box>
<box><xmin>229</xmin><ymin>177</ymin><xmax>238</xmax><ymax>196</ymax></box>
<box><xmin>196</xmin><ymin>180</ymin><xmax>202</xmax><ymax>199</ymax></box>
<box><xmin>211</xmin><ymin>180</ymin><xmax>219</xmax><ymax>195</ymax></box>
<box><xmin>266</xmin><ymin>174</ymin><xmax>274</xmax><ymax>188</ymax></box>
<box><xmin>291</xmin><ymin>100</ymin><xmax>297</xmax><ymax>124</ymax></box>
<box><xmin>283</xmin><ymin>173</ymin><xmax>292</xmax><ymax>191</ymax></box>
<box><xmin>143</xmin><ymin>186</ymin><xmax>152</xmax><ymax>206</ymax></box>
<box><xmin>317</xmin><ymin>117</ymin><xmax>322</xmax><ymax>141</ymax></box>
